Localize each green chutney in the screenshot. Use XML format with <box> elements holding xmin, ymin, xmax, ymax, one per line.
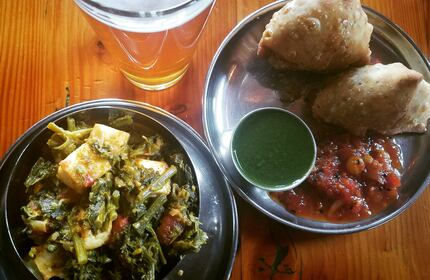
<box><xmin>231</xmin><ymin>108</ymin><xmax>316</xmax><ymax>190</ymax></box>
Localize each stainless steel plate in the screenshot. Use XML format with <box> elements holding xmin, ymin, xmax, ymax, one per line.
<box><xmin>0</xmin><ymin>99</ymin><xmax>238</xmax><ymax>279</ymax></box>
<box><xmin>203</xmin><ymin>1</ymin><xmax>430</xmax><ymax>233</ymax></box>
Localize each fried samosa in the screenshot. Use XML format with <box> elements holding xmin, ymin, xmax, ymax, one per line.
<box><xmin>312</xmin><ymin>63</ymin><xmax>430</xmax><ymax>136</ymax></box>
<box><xmin>258</xmin><ymin>0</ymin><xmax>373</xmax><ymax>72</ymax></box>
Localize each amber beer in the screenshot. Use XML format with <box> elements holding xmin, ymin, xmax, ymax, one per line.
<box><xmin>74</xmin><ymin>0</ymin><xmax>215</xmax><ymax>90</ymax></box>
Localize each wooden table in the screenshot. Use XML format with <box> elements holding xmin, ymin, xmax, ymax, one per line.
<box><xmin>1</xmin><ymin>0</ymin><xmax>429</xmax><ymax>279</ymax></box>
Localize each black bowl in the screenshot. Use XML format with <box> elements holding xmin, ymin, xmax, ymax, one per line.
<box><xmin>0</xmin><ymin>100</ymin><xmax>238</xmax><ymax>279</ymax></box>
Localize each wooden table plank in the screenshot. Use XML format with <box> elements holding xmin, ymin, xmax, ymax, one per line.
<box><xmin>1</xmin><ymin>0</ymin><xmax>429</xmax><ymax>279</ymax></box>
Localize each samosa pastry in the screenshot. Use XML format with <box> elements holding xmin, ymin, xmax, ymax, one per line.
<box><xmin>312</xmin><ymin>63</ymin><xmax>430</xmax><ymax>136</ymax></box>
<box><xmin>258</xmin><ymin>0</ymin><xmax>373</xmax><ymax>72</ymax></box>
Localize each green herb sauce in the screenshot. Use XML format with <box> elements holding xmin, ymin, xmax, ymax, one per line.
<box><xmin>232</xmin><ymin>109</ymin><xmax>315</xmax><ymax>189</ymax></box>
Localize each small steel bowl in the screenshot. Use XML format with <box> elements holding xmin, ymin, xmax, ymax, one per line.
<box><xmin>0</xmin><ymin>99</ymin><xmax>238</xmax><ymax>279</ymax></box>
<box><xmin>230</xmin><ymin>107</ymin><xmax>316</xmax><ymax>192</ymax></box>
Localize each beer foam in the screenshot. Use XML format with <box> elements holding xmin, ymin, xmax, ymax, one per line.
<box><xmin>77</xmin><ymin>0</ymin><xmax>213</xmax><ymax>32</ymax></box>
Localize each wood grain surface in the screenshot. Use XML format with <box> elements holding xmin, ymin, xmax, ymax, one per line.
<box><xmin>1</xmin><ymin>0</ymin><xmax>429</xmax><ymax>279</ymax></box>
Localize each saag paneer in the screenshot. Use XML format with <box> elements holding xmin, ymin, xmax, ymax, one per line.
<box><xmin>21</xmin><ymin>115</ymin><xmax>207</xmax><ymax>280</ymax></box>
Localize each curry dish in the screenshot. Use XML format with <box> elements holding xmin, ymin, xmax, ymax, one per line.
<box><xmin>271</xmin><ymin>134</ymin><xmax>402</xmax><ymax>221</ymax></box>
<box><xmin>21</xmin><ymin>113</ymin><xmax>207</xmax><ymax>279</ymax></box>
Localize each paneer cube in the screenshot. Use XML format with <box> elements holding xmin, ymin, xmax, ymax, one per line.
<box><xmin>88</xmin><ymin>124</ymin><xmax>130</xmax><ymax>156</ymax></box>
<box><xmin>33</xmin><ymin>245</ymin><xmax>65</xmax><ymax>280</ymax></box>
<box><xmin>57</xmin><ymin>124</ymin><xmax>130</xmax><ymax>192</ymax></box>
<box><xmin>57</xmin><ymin>143</ymin><xmax>111</xmax><ymax>192</ymax></box>
<box><xmin>136</xmin><ymin>159</ymin><xmax>168</xmax><ymax>174</ymax></box>
<box><xmin>135</xmin><ymin>159</ymin><xmax>171</xmax><ymax>195</ymax></box>
<box><xmin>83</xmin><ymin>221</ymin><xmax>112</xmax><ymax>250</ymax></box>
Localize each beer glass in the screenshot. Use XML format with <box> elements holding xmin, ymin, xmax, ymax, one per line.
<box><xmin>74</xmin><ymin>0</ymin><xmax>215</xmax><ymax>90</ymax></box>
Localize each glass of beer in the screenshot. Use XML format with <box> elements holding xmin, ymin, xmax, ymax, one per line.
<box><xmin>74</xmin><ymin>0</ymin><xmax>215</xmax><ymax>90</ymax></box>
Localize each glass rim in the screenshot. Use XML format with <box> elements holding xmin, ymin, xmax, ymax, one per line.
<box><xmin>75</xmin><ymin>0</ymin><xmax>204</xmax><ymax>18</ymax></box>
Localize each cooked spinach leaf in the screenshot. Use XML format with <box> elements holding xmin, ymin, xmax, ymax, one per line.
<box><xmin>24</xmin><ymin>157</ymin><xmax>57</xmax><ymax>190</ymax></box>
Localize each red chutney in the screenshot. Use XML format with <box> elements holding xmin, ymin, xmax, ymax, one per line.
<box><xmin>271</xmin><ymin>134</ymin><xmax>402</xmax><ymax>222</ymax></box>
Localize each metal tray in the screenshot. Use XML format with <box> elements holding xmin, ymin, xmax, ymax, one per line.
<box><xmin>0</xmin><ymin>99</ymin><xmax>238</xmax><ymax>279</ymax></box>
<box><xmin>203</xmin><ymin>1</ymin><xmax>430</xmax><ymax>233</ymax></box>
